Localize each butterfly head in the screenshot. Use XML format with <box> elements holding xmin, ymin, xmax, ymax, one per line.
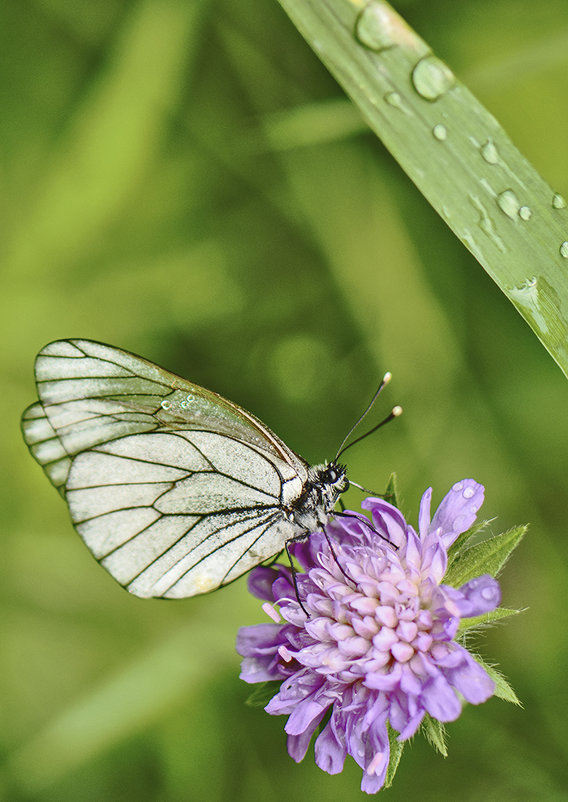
<box><xmin>316</xmin><ymin>461</ymin><xmax>349</xmax><ymax>497</ymax></box>
<box><xmin>290</xmin><ymin>461</ymin><xmax>349</xmax><ymax>532</ymax></box>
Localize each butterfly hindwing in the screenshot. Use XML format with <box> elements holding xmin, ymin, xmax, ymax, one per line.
<box><xmin>22</xmin><ymin>339</ymin><xmax>309</xmax><ymax>597</ymax></box>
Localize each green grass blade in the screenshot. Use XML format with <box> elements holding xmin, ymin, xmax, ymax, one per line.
<box><xmin>276</xmin><ymin>0</ymin><xmax>568</xmax><ymax>377</ymax></box>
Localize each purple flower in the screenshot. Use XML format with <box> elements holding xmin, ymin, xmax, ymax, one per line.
<box><xmin>237</xmin><ymin>479</ymin><xmax>501</xmax><ymax>794</ymax></box>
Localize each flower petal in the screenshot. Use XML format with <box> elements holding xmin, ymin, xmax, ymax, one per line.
<box><xmin>403</xmin><ymin>525</ymin><xmax>423</xmax><ymax>570</ymax></box>
<box><xmin>454</xmin><ymin>575</ymin><xmax>501</xmax><ymax>617</ymax></box>
<box><xmin>418</xmin><ymin>487</ymin><xmax>432</xmax><ymax>538</ymax></box>
<box><xmin>430</xmin><ymin>480</ymin><xmax>485</xmax><ymax>548</ymax></box>
<box><xmin>247</xmin><ymin>566</ymin><xmax>281</xmax><ymax>601</ymax></box>
<box><xmin>446</xmin><ymin>651</ymin><xmax>495</xmax><ymax>704</ymax></box>
<box><xmin>362</xmin><ymin>497</ymin><xmax>407</xmax><ymax>547</ymax></box>
<box><xmin>285</xmin><ymin>694</ymin><xmax>331</xmax><ymax>736</ymax></box>
<box><xmin>421</xmin><ymin>674</ymin><xmax>462</xmax><ymax>721</ymax></box>
<box><xmin>236</xmin><ymin>624</ymin><xmax>284</xmax><ymax>658</ymax></box>
<box><xmin>315</xmin><ymin>714</ymin><xmax>347</xmax><ymax>775</ymax></box>
<box><xmin>287</xmin><ymin>707</ymin><xmax>327</xmax><ymax>762</ymax></box>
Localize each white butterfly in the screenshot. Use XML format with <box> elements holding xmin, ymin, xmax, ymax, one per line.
<box><xmin>21</xmin><ymin>339</ymin><xmax>359</xmax><ymax>599</ymax></box>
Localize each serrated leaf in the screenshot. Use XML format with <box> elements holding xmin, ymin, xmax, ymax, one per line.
<box><xmin>471</xmin><ymin>655</ymin><xmax>522</xmax><ymax>706</ymax></box>
<box><xmin>444</xmin><ymin>525</ymin><xmax>527</xmax><ymax>588</ymax></box>
<box><xmin>447</xmin><ymin>519</ymin><xmax>494</xmax><ymax>566</ymax></box>
<box><xmin>244</xmin><ymin>681</ymin><xmax>282</xmax><ymax>708</ymax></box>
<box><xmin>384</xmin><ymin>725</ymin><xmax>405</xmax><ymax>788</ymax></box>
<box><xmin>420</xmin><ymin>715</ymin><xmax>448</xmax><ymax>757</ymax></box>
<box><xmin>458</xmin><ymin>606</ymin><xmax>523</xmax><ymax>634</ymax></box>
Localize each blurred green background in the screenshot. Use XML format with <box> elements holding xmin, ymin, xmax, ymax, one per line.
<box><xmin>2</xmin><ymin>0</ymin><xmax>568</xmax><ymax>799</ymax></box>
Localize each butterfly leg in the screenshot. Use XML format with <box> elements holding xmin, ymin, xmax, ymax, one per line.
<box><xmin>321</xmin><ymin>529</ymin><xmax>360</xmax><ymax>589</ymax></box>
<box><xmin>284</xmin><ymin>537</ymin><xmax>310</xmax><ymax>617</ymax></box>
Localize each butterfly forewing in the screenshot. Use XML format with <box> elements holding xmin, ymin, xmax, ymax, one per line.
<box><xmin>22</xmin><ymin>339</ymin><xmax>309</xmax><ymax>597</ymax></box>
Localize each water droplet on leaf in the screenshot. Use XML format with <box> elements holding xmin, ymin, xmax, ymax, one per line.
<box><xmin>497</xmin><ymin>189</ymin><xmax>521</xmax><ymax>220</ymax></box>
<box><xmin>411</xmin><ymin>55</ymin><xmax>455</xmax><ymax>101</ymax></box>
<box><xmin>480</xmin><ymin>140</ymin><xmax>499</xmax><ymax>164</ymax></box>
<box><xmin>560</xmin><ymin>241</ymin><xmax>568</xmax><ymax>259</ymax></box>
<box><xmin>161</xmin><ymin>399</ymin><xmax>171</xmax><ymax>410</ymax></box>
<box><xmin>552</xmin><ymin>193</ymin><xmax>567</xmax><ymax>209</ymax></box>
<box><xmin>354</xmin><ymin>2</ymin><xmax>395</xmax><ymax>51</ymax></box>
<box><xmin>432</xmin><ymin>123</ymin><xmax>447</xmax><ymax>141</ymax></box>
<box><xmin>384</xmin><ymin>91</ymin><xmax>405</xmax><ymax>111</ymax></box>
<box><xmin>519</xmin><ymin>206</ymin><xmax>532</xmax><ymax>221</ymax></box>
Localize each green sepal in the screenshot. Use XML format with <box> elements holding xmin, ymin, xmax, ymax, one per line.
<box><xmin>444</xmin><ymin>525</ymin><xmax>527</xmax><ymax>588</ymax></box>
<box><xmin>384</xmin><ymin>724</ymin><xmax>405</xmax><ymax>788</ymax></box>
<box><xmin>244</xmin><ymin>680</ymin><xmax>282</xmax><ymax>708</ymax></box>
<box><xmin>420</xmin><ymin>715</ymin><xmax>448</xmax><ymax>757</ymax></box>
<box><xmin>383</xmin><ymin>472</ymin><xmax>400</xmax><ymax>508</ymax></box>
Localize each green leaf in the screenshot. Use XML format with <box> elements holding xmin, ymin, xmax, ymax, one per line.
<box><xmin>244</xmin><ymin>681</ymin><xmax>282</xmax><ymax>708</ymax></box>
<box><xmin>276</xmin><ymin>0</ymin><xmax>568</xmax><ymax>378</ymax></box>
<box><xmin>471</xmin><ymin>655</ymin><xmax>522</xmax><ymax>706</ymax></box>
<box><xmin>383</xmin><ymin>472</ymin><xmax>399</xmax><ymax>507</ymax></box>
<box><xmin>420</xmin><ymin>715</ymin><xmax>448</xmax><ymax>757</ymax></box>
<box><xmin>447</xmin><ymin>519</ymin><xmax>493</xmax><ymax>566</ymax></box>
<box><xmin>458</xmin><ymin>606</ymin><xmax>523</xmax><ymax>634</ymax></box>
<box><xmin>444</xmin><ymin>525</ymin><xmax>526</xmax><ymax>588</ymax></box>
<box><xmin>384</xmin><ymin>725</ymin><xmax>405</xmax><ymax>788</ymax></box>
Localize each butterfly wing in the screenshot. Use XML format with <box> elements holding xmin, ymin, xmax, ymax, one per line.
<box><xmin>22</xmin><ymin>339</ymin><xmax>309</xmax><ymax>598</ymax></box>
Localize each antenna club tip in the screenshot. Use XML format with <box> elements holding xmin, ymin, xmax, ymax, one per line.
<box><xmin>382</xmin><ymin>371</ymin><xmax>392</xmax><ymax>384</ymax></box>
<box><xmin>392</xmin><ymin>405</ymin><xmax>403</xmax><ymax>417</ymax></box>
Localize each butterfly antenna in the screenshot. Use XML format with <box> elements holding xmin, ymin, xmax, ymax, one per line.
<box><xmin>336</xmin><ymin>405</ymin><xmax>402</xmax><ymax>459</ymax></box>
<box><xmin>335</xmin><ymin>372</ymin><xmax>393</xmax><ymax>460</ymax></box>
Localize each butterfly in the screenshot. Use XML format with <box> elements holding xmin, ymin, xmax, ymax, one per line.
<box><xmin>22</xmin><ymin>339</ymin><xmax>396</xmax><ymax>599</ymax></box>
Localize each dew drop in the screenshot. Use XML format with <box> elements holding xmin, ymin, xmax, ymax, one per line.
<box><xmin>432</xmin><ymin>123</ymin><xmax>447</xmax><ymax>141</ymax></box>
<box><xmin>497</xmin><ymin>189</ymin><xmax>521</xmax><ymax>220</ymax></box>
<box><xmin>552</xmin><ymin>193</ymin><xmax>567</xmax><ymax>210</ymax></box>
<box><xmin>161</xmin><ymin>399</ymin><xmax>171</xmax><ymax>410</ymax></box>
<box><xmin>411</xmin><ymin>55</ymin><xmax>456</xmax><ymax>101</ymax></box>
<box><xmin>384</xmin><ymin>91</ymin><xmax>405</xmax><ymax>111</ymax></box>
<box><xmin>452</xmin><ymin>481</ymin><xmax>463</xmax><ymax>491</ymax></box>
<box><xmin>560</xmin><ymin>241</ymin><xmax>568</xmax><ymax>259</ymax></box>
<box><xmin>463</xmin><ymin>486</ymin><xmax>475</xmax><ymax>499</ymax></box>
<box><xmin>481</xmin><ymin>587</ymin><xmax>496</xmax><ymax>601</ymax></box>
<box><xmin>519</xmin><ymin>205</ymin><xmax>532</xmax><ymax>221</ymax></box>
<box><xmin>180</xmin><ymin>394</ymin><xmax>195</xmax><ymax>410</ymax></box>
<box><xmin>511</xmin><ymin>276</ymin><xmax>538</xmax><ymax>299</ymax></box>
<box><xmin>452</xmin><ymin>514</ymin><xmax>466</xmax><ymax>531</ymax></box>
<box><xmin>480</xmin><ymin>140</ymin><xmax>499</xmax><ymax>165</ymax></box>
<box><xmin>354</xmin><ymin>2</ymin><xmax>396</xmax><ymax>52</ymax></box>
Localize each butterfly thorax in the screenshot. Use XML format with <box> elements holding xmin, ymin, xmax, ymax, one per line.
<box><xmin>289</xmin><ymin>461</ymin><xmax>348</xmax><ymax>532</ymax></box>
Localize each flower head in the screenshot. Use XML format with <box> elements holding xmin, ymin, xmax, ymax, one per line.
<box><xmin>237</xmin><ymin>479</ymin><xmax>501</xmax><ymax>793</ymax></box>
